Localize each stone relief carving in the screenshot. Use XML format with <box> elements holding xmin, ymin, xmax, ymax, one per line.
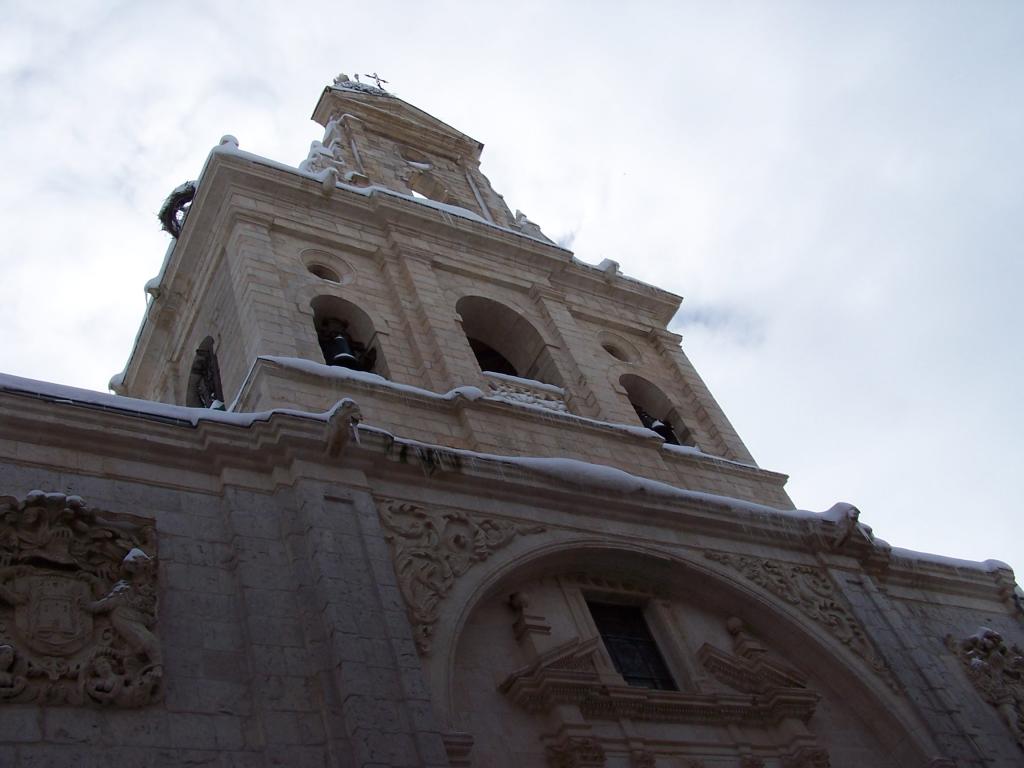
<box><xmin>780</xmin><ymin>747</ymin><xmax>830</xmax><ymax>767</ymax></box>
<box><xmin>0</xmin><ymin>491</ymin><xmax>160</xmax><ymax>706</ymax></box>
<box><xmin>501</xmin><ymin>634</ymin><xmax>820</xmax><ymax>725</ymax></box>
<box><xmin>947</xmin><ymin>626</ymin><xmax>1024</xmax><ymax>748</ymax></box>
<box><xmin>482</xmin><ymin>372</ymin><xmax>569</xmax><ymax>413</ymax></box>
<box><xmin>704</xmin><ymin>551</ymin><xmax>898</xmax><ymax>690</ymax></box>
<box><xmin>545</xmin><ymin>735</ymin><xmax>605</xmax><ymax>768</ymax></box>
<box><xmin>698</xmin><ymin>617</ymin><xmax>812</xmax><ymax>696</ymax></box>
<box><xmin>299</xmin><ymin>112</ymin><xmax>350</xmax><ymax>176</ymax></box>
<box><xmin>377</xmin><ymin>500</ymin><xmax>544</xmax><ymax>653</ymax></box>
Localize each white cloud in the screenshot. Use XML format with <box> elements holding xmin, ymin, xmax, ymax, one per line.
<box><xmin>1</xmin><ymin>1</ymin><xmax>1021</xmax><ymax>571</ymax></box>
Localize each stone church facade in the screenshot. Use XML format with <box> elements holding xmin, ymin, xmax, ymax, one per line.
<box><xmin>0</xmin><ymin>76</ymin><xmax>1021</xmax><ymax>767</ymax></box>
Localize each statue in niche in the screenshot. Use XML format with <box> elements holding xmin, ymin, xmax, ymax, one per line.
<box><xmin>0</xmin><ymin>491</ymin><xmax>160</xmax><ymax>707</ymax></box>
<box><xmin>188</xmin><ymin>340</ymin><xmax>224</xmax><ymax>409</ymax></box>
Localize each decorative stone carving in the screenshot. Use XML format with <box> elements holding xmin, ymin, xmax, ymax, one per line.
<box><xmin>780</xmin><ymin>747</ymin><xmax>830</xmax><ymax>767</ymax></box>
<box><xmin>562</xmin><ymin>572</ymin><xmax>665</xmax><ymax>598</ymax></box>
<box><xmin>325</xmin><ymin>398</ymin><xmax>362</xmax><ymax>457</ymax></box>
<box><xmin>545</xmin><ymin>735</ymin><xmax>605</xmax><ymax>768</ymax></box>
<box><xmin>377</xmin><ymin>500</ymin><xmax>544</xmax><ymax>653</ymax></box>
<box><xmin>501</xmin><ymin>636</ymin><xmax>819</xmax><ymax>724</ymax></box>
<box><xmin>629</xmin><ymin>749</ymin><xmax>657</xmax><ymax>768</ymax></box>
<box><xmin>483</xmin><ymin>372</ymin><xmax>569</xmax><ymax>413</ymax></box>
<box><xmin>698</xmin><ymin>618</ymin><xmax>811</xmax><ymax>696</ymax></box>
<box><xmin>704</xmin><ymin>552</ymin><xmax>897</xmax><ymax>689</ymax></box>
<box><xmin>947</xmin><ymin>626</ymin><xmax>1024</xmax><ymax>748</ymax></box>
<box><xmin>508</xmin><ymin>591</ymin><xmax>552</xmax><ymax>642</ymax></box>
<box><xmin>300</xmin><ymin>111</ymin><xmax>361</xmax><ymax>180</ymax></box>
<box><xmin>0</xmin><ymin>491</ymin><xmax>160</xmax><ymax>706</ymax></box>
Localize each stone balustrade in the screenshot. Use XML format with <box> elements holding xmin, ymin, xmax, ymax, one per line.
<box><xmin>482</xmin><ymin>371</ymin><xmax>569</xmax><ymax>413</ymax></box>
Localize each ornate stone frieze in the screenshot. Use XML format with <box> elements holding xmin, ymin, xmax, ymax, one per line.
<box><xmin>500</xmin><ymin>636</ymin><xmax>819</xmax><ymax>725</ymax></box>
<box><xmin>0</xmin><ymin>491</ymin><xmax>160</xmax><ymax>706</ymax></box>
<box><xmin>545</xmin><ymin>736</ymin><xmax>605</xmax><ymax>768</ymax></box>
<box><xmin>946</xmin><ymin>626</ymin><xmax>1024</xmax><ymax>748</ymax></box>
<box><xmin>704</xmin><ymin>551</ymin><xmax>897</xmax><ymax>689</ymax></box>
<box><xmin>697</xmin><ymin>619</ymin><xmax>811</xmax><ymax>696</ymax></box>
<box><xmin>377</xmin><ymin>500</ymin><xmax>544</xmax><ymax>653</ymax></box>
<box><xmin>482</xmin><ymin>372</ymin><xmax>569</xmax><ymax>413</ymax></box>
<box><xmin>780</xmin><ymin>747</ymin><xmax>831</xmax><ymax>767</ymax></box>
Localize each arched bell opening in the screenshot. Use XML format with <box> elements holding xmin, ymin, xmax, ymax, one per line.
<box><xmin>185</xmin><ymin>336</ymin><xmax>224</xmax><ymax>409</ymax></box>
<box><xmin>455</xmin><ymin>296</ymin><xmax>564</xmax><ymax>387</ymax></box>
<box><xmin>432</xmin><ymin>540</ymin><xmax>931</xmax><ymax>768</ymax></box>
<box><xmin>310</xmin><ymin>295</ymin><xmax>383</xmax><ymax>375</ymax></box>
<box><xmin>619</xmin><ymin>373</ymin><xmax>694</xmax><ymax>447</ymax></box>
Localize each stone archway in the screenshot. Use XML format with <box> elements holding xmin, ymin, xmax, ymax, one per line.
<box><xmin>431</xmin><ymin>539</ymin><xmax>934</xmax><ymax>768</ymax></box>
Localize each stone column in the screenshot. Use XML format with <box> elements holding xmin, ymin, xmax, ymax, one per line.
<box><xmin>282</xmin><ymin>478</ymin><xmax>451</xmax><ymax>768</ymax></box>
<box><xmin>224</xmin><ymin>216</ymin><xmax>303</xmax><ymax>371</ymax></box>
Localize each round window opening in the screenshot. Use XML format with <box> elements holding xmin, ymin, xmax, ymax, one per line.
<box><xmin>309</xmin><ymin>264</ymin><xmax>341</xmax><ymax>283</ymax></box>
<box><xmin>602</xmin><ymin>343</ymin><xmax>631</xmax><ymax>362</ymax></box>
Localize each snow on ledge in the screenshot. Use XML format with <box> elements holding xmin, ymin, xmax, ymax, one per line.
<box><xmin>661</xmin><ymin>442</ymin><xmax>758</xmax><ymax>470</ymax></box>
<box><xmin>1</xmin><ymin>368</ymin><xmax>1010</xmax><ymax>576</ymax></box>
<box><xmin>258</xmin><ymin>356</ymin><xmax>485</xmax><ymax>402</ymax></box>
<box><xmin>888</xmin><ymin>546</ymin><xmax>1011</xmax><ymax>573</ymax></box>
<box><xmin>259</xmin><ymin>357</ymin><xmax>660</xmax><ymax>440</ymax></box>
<box><xmin>481</xmin><ymin>370</ymin><xmax>566</xmax><ymax>395</ymax></box>
<box><xmin>0</xmin><ymin>371</ymin><xmax>350</xmax><ymax>428</ymax></box>
<box><xmin>210</xmin><ymin>142</ymin><xmax>565</xmax><ymax>250</ymax></box>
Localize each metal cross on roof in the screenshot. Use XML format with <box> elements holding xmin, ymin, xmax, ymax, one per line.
<box><xmin>362</xmin><ymin>72</ymin><xmax>389</xmax><ymax>89</ymax></box>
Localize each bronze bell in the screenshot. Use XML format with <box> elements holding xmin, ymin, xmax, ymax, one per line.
<box><xmin>324</xmin><ymin>333</ymin><xmax>359</xmax><ymax>369</ymax></box>
<box><xmin>651</xmin><ymin>419</ymin><xmax>680</xmax><ymax>446</ymax></box>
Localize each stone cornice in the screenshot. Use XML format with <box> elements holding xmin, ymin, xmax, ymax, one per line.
<box><xmin>137</xmin><ymin>149</ymin><xmax>682</xmax><ymax>354</ymax></box>
<box><xmin>311</xmin><ymin>87</ymin><xmax>484</xmax><ymax>163</ymax></box>
<box><xmin>0</xmin><ymin>380</ymin><xmax>1013</xmax><ymax>603</ymax></box>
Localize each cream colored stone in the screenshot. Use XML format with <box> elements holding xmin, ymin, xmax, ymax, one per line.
<box><xmin>0</xmin><ymin>78</ymin><xmax>1021</xmax><ymax>767</ymax></box>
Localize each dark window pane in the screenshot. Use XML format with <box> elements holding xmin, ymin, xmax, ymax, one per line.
<box><xmin>587</xmin><ymin>602</ymin><xmax>677</xmax><ymax>690</ymax></box>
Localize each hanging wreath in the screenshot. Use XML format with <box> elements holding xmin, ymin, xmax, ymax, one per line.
<box><xmin>157</xmin><ymin>181</ymin><xmax>197</xmax><ymax>238</ymax></box>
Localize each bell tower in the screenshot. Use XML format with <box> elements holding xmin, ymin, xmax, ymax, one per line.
<box><xmin>117</xmin><ymin>73</ymin><xmax>786</xmax><ymax>508</ymax></box>
<box><xmin>3</xmin><ymin>75</ymin><xmax>1020</xmax><ymax>768</ymax></box>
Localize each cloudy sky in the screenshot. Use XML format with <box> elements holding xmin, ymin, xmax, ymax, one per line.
<box><xmin>2</xmin><ymin>1</ymin><xmax>1021</xmax><ymax>571</ymax></box>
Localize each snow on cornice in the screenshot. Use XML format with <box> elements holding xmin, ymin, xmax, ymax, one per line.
<box><xmin>0</xmin><ymin>371</ymin><xmax>346</xmax><ymax>428</ymax></box>
<box><xmin>253</xmin><ymin>356</ymin><xmax>665</xmax><ymax>441</ymax></box>
<box><xmin>0</xmin><ymin>368</ymin><xmax>1012</xmax><ymax>576</ymax></box>
<box><xmin>211</xmin><ymin>140</ymin><xmax>565</xmax><ymax>250</ymax></box>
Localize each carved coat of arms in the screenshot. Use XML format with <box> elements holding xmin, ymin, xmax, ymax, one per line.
<box><xmin>0</xmin><ymin>490</ymin><xmax>160</xmax><ymax>707</ymax></box>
